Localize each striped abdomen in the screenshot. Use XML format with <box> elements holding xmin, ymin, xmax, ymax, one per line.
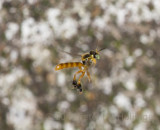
<box><xmin>55</xmin><ymin>62</ymin><xmax>83</xmax><ymax>71</ymax></box>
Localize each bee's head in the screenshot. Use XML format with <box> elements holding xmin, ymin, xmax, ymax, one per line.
<box><xmin>90</xmin><ymin>50</ymin><xmax>100</xmax><ymax>60</ymax></box>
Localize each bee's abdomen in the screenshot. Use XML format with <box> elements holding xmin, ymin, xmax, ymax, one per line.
<box><xmin>55</xmin><ymin>62</ymin><xmax>83</xmax><ymax>71</ymax></box>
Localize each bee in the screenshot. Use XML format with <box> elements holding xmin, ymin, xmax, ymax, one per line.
<box><xmin>55</xmin><ymin>48</ymin><xmax>106</xmax><ymax>93</ymax></box>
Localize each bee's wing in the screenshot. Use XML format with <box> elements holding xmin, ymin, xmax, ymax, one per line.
<box><xmin>60</xmin><ymin>50</ymin><xmax>82</xmax><ymax>57</ymax></box>
<box><xmin>55</xmin><ymin>49</ymin><xmax>82</xmax><ymax>64</ymax></box>
<box><xmin>98</xmin><ymin>47</ymin><xmax>107</xmax><ymax>52</ymax></box>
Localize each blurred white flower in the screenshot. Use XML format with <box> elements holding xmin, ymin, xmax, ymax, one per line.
<box><xmin>99</xmin><ymin>78</ymin><xmax>112</xmax><ymax>95</ymax></box>
<box><xmin>135</xmin><ymin>94</ymin><xmax>146</xmax><ymax>108</ymax></box>
<box><xmin>125</xmin><ymin>56</ymin><xmax>134</xmax><ymax>67</ymax></box>
<box><xmin>46</xmin><ymin>8</ymin><xmax>78</xmax><ymax>39</ymax></box>
<box><xmin>145</xmin><ymin>83</ymin><xmax>154</xmax><ymax>97</ymax></box>
<box><xmin>114</xmin><ymin>93</ymin><xmax>132</xmax><ymax>111</ymax></box>
<box><xmin>10</xmin><ymin>50</ymin><xmax>18</xmax><ymax>63</ymax></box>
<box><xmin>7</xmin><ymin>88</ymin><xmax>37</xmax><ymax>130</ymax></box>
<box><xmin>58</xmin><ymin>101</ymin><xmax>70</xmax><ymax>113</ymax></box>
<box><xmin>108</xmin><ymin>5</ymin><xmax>117</xmax><ymax>15</ymax></box>
<box><xmin>125</xmin><ymin>77</ymin><xmax>136</xmax><ymax>91</ymax></box>
<box><xmin>96</xmin><ymin>0</ymin><xmax>107</xmax><ymax>9</ymax></box>
<box><xmin>140</xmin><ymin>34</ymin><xmax>149</xmax><ymax>44</ymax></box>
<box><xmin>92</xmin><ymin>17</ymin><xmax>106</xmax><ymax>30</ymax></box>
<box><xmin>134</xmin><ymin>122</ymin><xmax>147</xmax><ymax>130</ymax></box>
<box><xmin>2</xmin><ymin>97</ymin><xmax>10</xmax><ymax>106</ymax></box>
<box><xmin>57</xmin><ymin>72</ymin><xmax>66</xmax><ymax>86</ymax></box>
<box><xmin>44</xmin><ymin>118</ymin><xmax>62</xmax><ymax>130</ymax></box>
<box><xmin>64</xmin><ymin>122</ymin><xmax>75</xmax><ymax>130</ymax></box>
<box><xmin>73</xmin><ymin>0</ymin><xmax>88</xmax><ymax>16</ymax></box>
<box><xmin>0</xmin><ymin>57</ymin><xmax>8</xmax><ymax>68</ymax></box>
<box><xmin>0</xmin><ymin>0</ymin><xmax>4</xmax><ymax>10</ymax></box>
<box><xmin>79</xmin><ymin>12</ymin><xmax>91</xmax><ymax>27</ymax></box>
<box><xmin>79</xmin><ymin>104</ymin><xmax>87</xmax><ymax>112</ymax></box>
<box><xmin>152</xmin><ymin>0</ymin><xmax>160</xmax><ymax>22</ymax></box>
<box><xmin>109</xmin><ymin>105</ymin><xmax>119</xmax><ymax>116</ymax></box>
<box><xmin>59</xmin><ymin>18</ymin><xmax>78</xmax><ymax>39</ymax></box>
<box><xmin>5</xmin><ymin>22</ymin><xmax>19</xmax><ymax>40</ymax></box>
<box><xmin>117</xmin><ymin>9</ymin><xmax>127</xmax><ymax>25</ymax></box>
<box><xmin>21</xmin><ymin>18</ymin><xmax>53</xmax><ymax>44</ymax></box>
<box><xmin>21</xmin><ymin>45</ymin><xmax>52</xmax><ymax>69</ymax></box>
<box><xmin>134</xmin><ymin>48</ymin><xmax>143</xmax><ymax>57</ymax></box>
<box><xmin>115</xmin><ymin>127</ymin><xmax>124</xmax><ymax>130</ymax></box>
<box><xmin>31</xmin><ymin>46</ymin><xmax>51</xmax><ymax>68</ymax></box>
<box><xmin>155</xmin><ymin>102</ymin><xmax>160</xmax><ymax>115</ymax></box>
<box><xmin>27</xmin><ymin>0</ymin><xmax>38</xmax><ymax>5</ymax></box>
<box><xmin>142</xmin><ymin>109</ymin><xmax>153</xmax><ymax>121</ymax></box>
<box><xmin>46</xmin><ymin>8</ymin><xmax>61</xmax><ymax>32</ymax></box>
<box><xmin>0</xmin><ymin>68</ymin><xmax>26</xmax><ymax>96</ymax></box>
<box><xmin>66</xmin><ymin>92</ymin><xmax>76</xmax><ymax>102</ymax></box>
<box><xmin>88</xmin><ymin>121</ymin><xmax>96</xmax><ymax>130</ymax></box>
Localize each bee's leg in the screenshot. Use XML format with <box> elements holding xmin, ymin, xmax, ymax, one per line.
<box><xmin>91</xmin><ymin>57</ymin><xmax>96</xmax><ymax>65</ymax></box>
<box><xmin>77</xmin><ymin>71</ymin><xmax>85</xmax><ymax>84</ymax></box>
<box><xmin>77</xmin><ymin>71</ymin><xmax>85</xmax><ymax>92</ymax></box>
<box><xmin>73</xmin><ymin>70</ymin><xmax>83</xmax><ymax>88</ymax></box>
<box><xmin>86</xmin><ymin>70</ymin><xmax>91</xmax><ymax>82</ymax></box>
<box><xmin>77</xmin><ymin>83</ymin><xmax>82</xmax><ymax>93</ymax></box>
<box><xmin>73</xmin><ymin>70</ymin><xmax>83</xmax><ymax>81</ymax></box>
<box><xmin>72</xmin><ymin>80</ymin><xmax>77</xmax><ymax>88</ymax></box>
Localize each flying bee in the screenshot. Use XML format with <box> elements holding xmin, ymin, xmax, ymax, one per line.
<box><xmin>55</xmin><ymin>48</ymin><xmax>106</xmax><ymax>93</ymax></box>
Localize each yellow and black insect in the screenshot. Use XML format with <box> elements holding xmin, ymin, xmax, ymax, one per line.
<box><xmin>55</xmin><ymin>48</ymin><xmax>105</xmax><ymax>93</ymax></box>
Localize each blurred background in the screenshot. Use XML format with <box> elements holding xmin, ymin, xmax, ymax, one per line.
<box><xmin>0</xmin><ymin>0</ymin><xmax>160</xmax><ymax>130</ymax></box>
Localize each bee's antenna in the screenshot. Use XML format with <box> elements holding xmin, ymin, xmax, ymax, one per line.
<box><xmin>96</xmin><ymin>40</ymin><xmax>100</xmax><ymax>53</ymax></box>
